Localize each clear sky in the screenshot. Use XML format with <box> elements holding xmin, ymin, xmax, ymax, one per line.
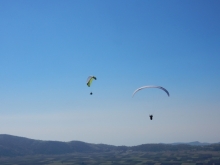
<box><xmin>0</xmin><ymin>0</ymin><xmax>220</xmax><ymax>146</ymax></box>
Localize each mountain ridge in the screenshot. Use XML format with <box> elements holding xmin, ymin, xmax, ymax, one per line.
<box><xmin>0</xmin><ymin>134</ymin><xmax>219</xmax><ymax>157</ymax></box>
<box><xmin>170</xmin><ymin>141</ymin><xmax>211</xmax><ymax>146</ymax></box>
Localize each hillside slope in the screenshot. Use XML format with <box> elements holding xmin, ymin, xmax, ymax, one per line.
<box><xmin>0</xmin><ymin>134</ymin><xmax>219</xmax><ymax>157</ymax></box>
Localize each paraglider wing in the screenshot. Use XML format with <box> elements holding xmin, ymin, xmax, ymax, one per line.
<box><xmin>87</xmin><ymin>76</ymin><xmax>97</xmax><ymax>87</ymax></box>
<box><xmin>132</xmin><ymin>86</ymin><xmax>169</xmax><ymax>97</ymax></box>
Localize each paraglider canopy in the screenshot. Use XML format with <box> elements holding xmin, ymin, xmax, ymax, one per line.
<box><xmin>87</xmin><ymin>76</ymin><xmax>97</xmax><ymax>87</ymax></box>
<box><xmin>132</xmin><ymin>85</ymin><xmax>170</xmax><ymax>97</ymax></box>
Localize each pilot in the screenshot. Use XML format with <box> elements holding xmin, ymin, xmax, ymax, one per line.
<box><xmin>149</xmin><ymin>115</ymin><xmax>153</xmax><ymax>120</ymax></box>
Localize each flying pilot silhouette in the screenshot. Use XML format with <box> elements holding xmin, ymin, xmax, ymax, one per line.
<box><xmin>90</xmin><ymin>92</ymin><xmax>93</xmax><ymax>95</ymax></box>
<box><xmin>149</xmin><ymin>115</ymin><xmax>153</xmax><ymax>120</ymax></box>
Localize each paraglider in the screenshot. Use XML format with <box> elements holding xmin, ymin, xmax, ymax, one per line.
<box><xmin>132</xmin><ymin>85</ymin><xmax>169</xmax><ymax>120</ymax></box>
<box><xmin>87</xmin><ymin>76</ymin><xmax>96</xmax><ymax>95</ymax></box>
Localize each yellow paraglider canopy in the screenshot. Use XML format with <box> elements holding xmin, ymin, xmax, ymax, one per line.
<box><xmin>87</xmin><ymin>76</ymin><xmax>97</xmax><ymax>87</ymax></box>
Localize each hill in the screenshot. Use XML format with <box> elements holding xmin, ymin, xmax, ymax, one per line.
<box><xmin>170</xmin><ymin>141</ymin><xmax>211</xmax><ymax>146</ymax></box>
<box><xmin>0</xmin><ymin>134</ymin><xmax>219</xmax><ymax>157</ymax></box>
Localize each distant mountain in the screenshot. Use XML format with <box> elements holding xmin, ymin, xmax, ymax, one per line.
<box><xmin>0</xmin><ymin>134</ymin><xmax>219</xmax><ymax>157</ymax></box>
<box><xmin>170</xmin><ymin>141</ymin><xmax>211</xmax><ymax>146</ymax></box>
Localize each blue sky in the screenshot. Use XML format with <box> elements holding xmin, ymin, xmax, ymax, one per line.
<box><xmin>0</xmin><ymin>0</ymin><xmax>220</xmax><ymax>145</ymax></box>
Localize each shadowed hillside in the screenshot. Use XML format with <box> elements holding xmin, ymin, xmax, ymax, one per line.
<box><xmin>0</xmin><ymin>134</ymin><xmax>219</xmax><ymax>157</ymax></box>
<box><xmin>0</xmin><ymin>134</ymin><xmax>116</xmax><ymax>156</ymax></box>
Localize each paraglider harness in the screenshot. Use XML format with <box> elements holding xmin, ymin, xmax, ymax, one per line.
<box><xmin>149</xmin><ymin>115</ymin><xmax>153</xmax><ymax>120</ymax></box>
